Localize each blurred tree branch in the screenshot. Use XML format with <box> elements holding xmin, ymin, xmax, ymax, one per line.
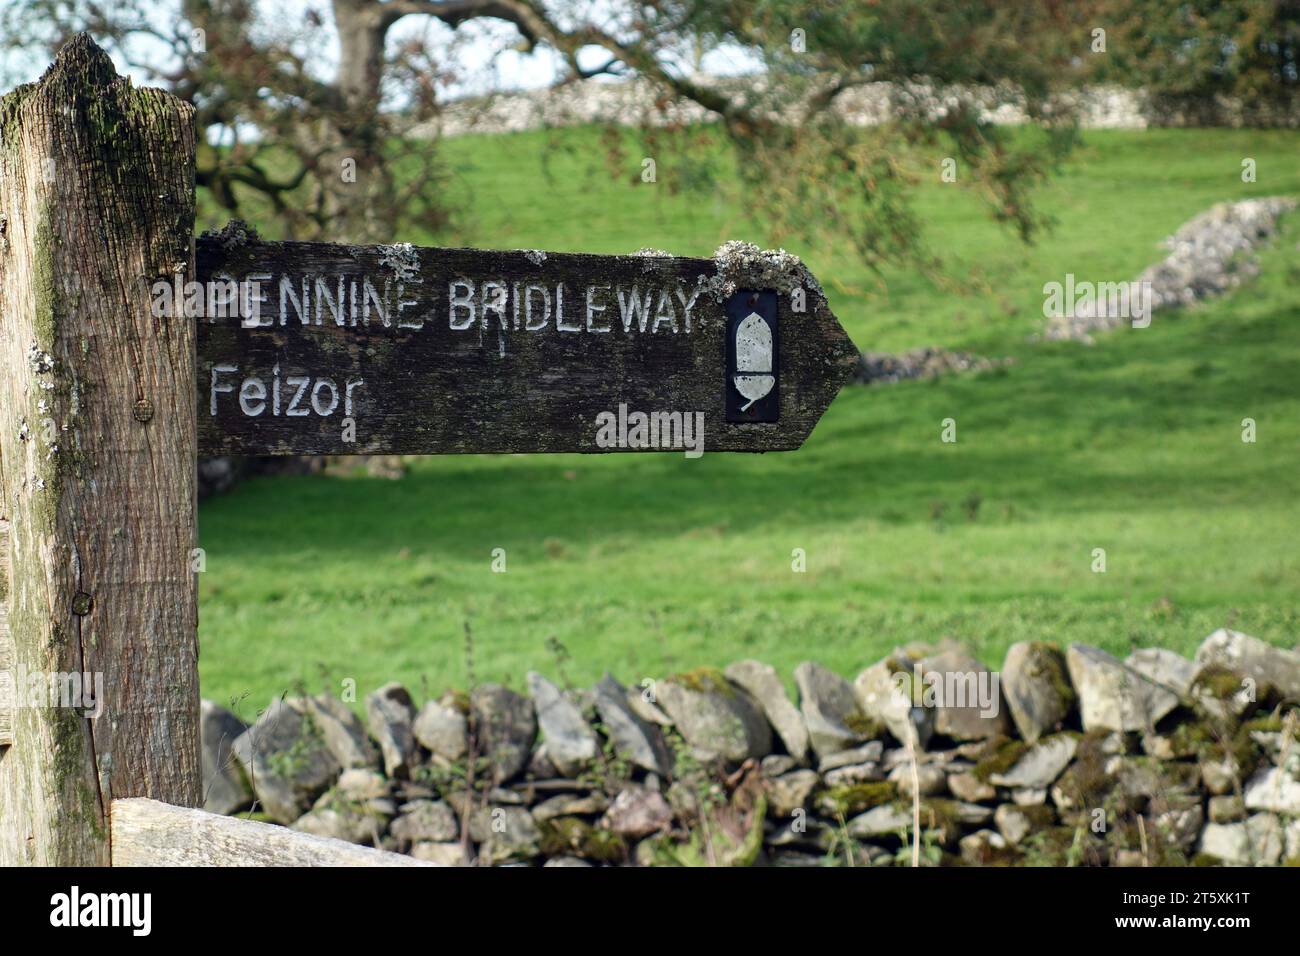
<box><xmin>1</xmin><ymin>0</ymin><xmax>1180</xmax><ymax>270</ymax></box>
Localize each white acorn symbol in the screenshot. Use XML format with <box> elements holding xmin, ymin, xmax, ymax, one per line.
<box><xmin>734</xmin><ymin>311</ymin><xmax>774</xmax><ymax>411</ymax></box>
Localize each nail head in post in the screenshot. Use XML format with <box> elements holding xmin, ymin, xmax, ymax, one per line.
<box><xmin>133</xmin><ymin>398</ymin><xmax>154</xmax><ymax>423</ymax></box>
<box><xmin>72</xmin><ymin>592</ymin><xmax>93</xmax><ymax>616</ymax></box>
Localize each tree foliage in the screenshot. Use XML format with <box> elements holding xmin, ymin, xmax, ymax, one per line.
<box><xmin>1087</xmin><ymin>0</ymin><xmax>1300</xmax><ymax>120</ymax></box>
<box><xmin>0</xmin><ymin>1</ymin><xmax>1140</xmax><ymax>270</ymax></box>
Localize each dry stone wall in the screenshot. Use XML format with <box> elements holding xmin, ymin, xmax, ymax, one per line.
<box><xmin>201</xmin><ymin>628</ymin><xmax>1300</xmax><ymax>866</ymax></box>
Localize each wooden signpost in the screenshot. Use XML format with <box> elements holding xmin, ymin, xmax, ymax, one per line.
<box><xmin>0</xmin><ymin>35</ymin><xmax>857</xmax><ymax>866</ymax></box>
<box><xmin>0</xmin><ymin>35</ymin><xmax>200</xmax><ymax>866</ymax></box>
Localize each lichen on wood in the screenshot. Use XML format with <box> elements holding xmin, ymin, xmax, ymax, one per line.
<box><xmin>703</xmin><ymin>240</ymin><xmax>827</xmax><ymax>302</ymax></box>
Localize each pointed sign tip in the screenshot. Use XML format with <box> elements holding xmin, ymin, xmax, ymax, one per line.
<box><xmin>821</xmin><ymin>307</ymin><xmax>861</xmax><ymax>391</ymax></box>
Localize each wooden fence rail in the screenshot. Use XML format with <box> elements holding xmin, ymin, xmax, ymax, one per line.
<box><xmin>111</xmin><ymin>799</ymin><xmax>436</xmax><ymax>867</ymax></box>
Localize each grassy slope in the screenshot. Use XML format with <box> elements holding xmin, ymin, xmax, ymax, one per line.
<box><xmin>197</xmin><ymin>128</ymin><xmax>1300</xmax><ymax>709</ymax></box>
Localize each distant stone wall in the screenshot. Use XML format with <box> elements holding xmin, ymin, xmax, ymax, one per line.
<box><xmin>422</xmin><ymin>79</ymin><xmax>1299</xmax><ymax>139</ymax></box>
<box><xmin>855</xmin><ymin>348</ymin><xmax>1011</xmax><ymax>386</ymax></box>
<box><xmin>201</xmin><ymin>629</ymin><xmax>1300</xmax><ymax>866</ymax></box>
<box><xmin>1043</xmin><ymin>197</ymin><xmax>1297</xmax><ymax>343</ymax></box>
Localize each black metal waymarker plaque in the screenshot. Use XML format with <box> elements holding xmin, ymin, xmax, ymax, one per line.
<box><xmin>725</xmin><ymin>289</ymin><xmax>780</xmax><ymax>423</ymax></box>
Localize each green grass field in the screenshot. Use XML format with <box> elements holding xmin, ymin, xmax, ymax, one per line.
<box><xmin>197</xmin><ymin>127</ymin><xmax>1300</xmax><ymax>711</ymax></box>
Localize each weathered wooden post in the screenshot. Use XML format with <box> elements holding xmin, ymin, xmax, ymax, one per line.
<box><xmin>0</xmin><ymin>35</ymin><xmax>201</xmax><ymax>864</ymax></box>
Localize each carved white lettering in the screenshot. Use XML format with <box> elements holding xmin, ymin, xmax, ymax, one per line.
<box><xmin>285</xmin><ymin>376</ymin><xmax>311</xmax><ymax>416</ymax></box>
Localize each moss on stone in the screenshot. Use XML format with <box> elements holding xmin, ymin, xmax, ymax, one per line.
<box><xmin>1122</xmin><ymin>753</ymin><xmax>1201</xmax><ymax>791</ymax></box>
<box><xmin>1167</xmin><ymin>719</ymin><xmax>1216</xmax><ymax>758</ymax></box>
<box><xmin>1025</xmin><ymin>641</ymin><xmax>1077</xmax><ymax>707</ymax></box>
<box><xmin>442</xmin><ymin>689</ymin><xmax>471</xmax><ymax>715</ymax></box>
<box><xmin>1051</xmin><ymin>732</ymin><xmax>1116</xmax><ymax>813</ymax></box>
<box><xmin>973</xmin><ymin>736</ymin><xmax>1028</xmax><ymax>782</ymax></box>
<box><xmin>1239</xmin><ymin>713</ymin><xmax>1284</xmax><ymax>735</ymax></box>
<box><xmin>1191</xmin><ymin>665</ymin><xmax>1255</xmax><ymax>718</ymax></box>
<box><xmin>1226</xmin><ymin>723</ymin><xmax>1267</xmax><ymax>770</ymax></box>
<box><xmin>1019</xmin><ymin>804</ymin><xmax>1058</xmax><ymax>828</ymax></box>
<box><xmin>1164</xmin><ymin>715</ymin><xmax>1263</xmax><ymax>777</ymax></box>
<box><xmin>667</xmin><ymin>666</ymin><xmax>734</xmax><ymax>698</ymax></box>
<box><xmin>537</xmin><ymin>816</ymin><xmax>626</xmax><ymax>863</ymax></box>
<box><xmin>843</xmin><ymin>711</ymin><xmax>882</xmax><ymax>738</ymax></box>
<box><xmin>915</xmin><ymin>799</ymin><xmax>960</xmax><ymax>832</ymax></box>
<box><xmin>820</xmin><ymin>780</ymin><xmax>896</xmax><ymax>816</ymax></box>
<box><xmin>1210</xmin><ymin>707</ymin><xmax>1294</xmax><ymax>773</ymax></box>
<box><xmin>1196</xmin><ymin>664</ymin><xmax>1248</xmax><ymax>699</ymax></box>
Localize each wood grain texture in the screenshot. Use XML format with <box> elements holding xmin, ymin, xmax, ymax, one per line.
<box><xmin>0</xmin><ymin>35</ymin><xmax>200</xmax><ymax>865</ymax></box>
<box><xmin>0</xmin><ymin>520</ymin><xmax>11</xmax><ymax>747</ymax></box>
<box><xmin>196</xmin><ymin>236</ymin><xmax>858</xmax><ymax>455</ymax></box>
<box><xmin>112</xmin><ymin>798</ymin><xmax>438</xmax><ymax>866</ymax></box>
